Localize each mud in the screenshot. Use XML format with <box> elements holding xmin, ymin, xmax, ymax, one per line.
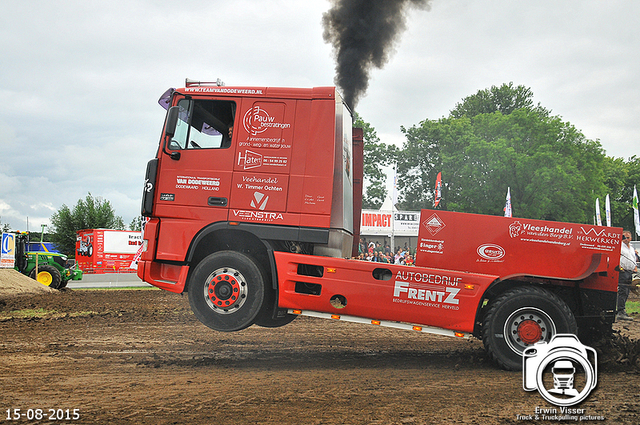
<box><xmin>0</xmin><ymin>271</ymin><xmax>639</xmax><ymax>424</ymax></box>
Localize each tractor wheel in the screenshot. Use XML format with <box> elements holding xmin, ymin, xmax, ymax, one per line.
<box><xmin>187</xmin><ymin>251</ymin><xmax>265</xmax><ymax>332</ymax></box>
<box><xmin>482</xmin><ymin>286</ymin><xmax>577</xmax><ymax>371</ymax></box>
<box><xmin>29</xmin><ymin>265</ymin><xmax>63</xmax><ymax>289</ymax></box>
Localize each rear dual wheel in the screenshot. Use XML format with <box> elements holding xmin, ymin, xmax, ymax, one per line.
<box><xmin>482</xmin><ymin>286</ymin><xmax>577</xmax><ymax>371</ymax></box>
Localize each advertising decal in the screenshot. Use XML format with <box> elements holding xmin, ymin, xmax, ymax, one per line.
<box><xmin>416</xmin><ymin>210</ymin><xmax>622</xmax><ymax>279</ymax></box>
<box><xmin>1</xmin><ymin>233</ymin><xmax>16</xmax><ymax>268</ymax></box>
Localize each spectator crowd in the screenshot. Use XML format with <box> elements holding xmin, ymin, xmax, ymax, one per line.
<box><xmin>355</xmin><ymin>238</ymin><xmax>415</xmax><ymax>265</ymax></box>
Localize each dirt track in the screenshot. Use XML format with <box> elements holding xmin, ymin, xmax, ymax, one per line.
<box><xmin>1</xmin><ymin>271</ymin><xmax>639</xmax><ymax>424</ymax></box>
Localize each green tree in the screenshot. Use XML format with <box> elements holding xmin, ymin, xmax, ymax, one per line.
<box><xmin>129</xmin><ymin>216</ymin><xmax>143</xmax><ymax>231</ymax></box>
<box><xmin>602</xmin><ymin>155</ymin><xmax>640</xmax><ymax>230</ymax></box>
<box><xmin>450</xmin><ymin>82</ymin><xmax>545</xmax><ymax>118</ymax></box>
<box><xmin>396</xmin><ymin>83</ymin><xmax>606</xmax><ymax>223</ymax></box>
<box><xmin>355</xmin><ymin>113</ymin><xmax>397</xmax><ymax>209</ymax></box>
<box><xmin>50</xmin><ymin>193</ymin><xmax>125</xmax><ymax>255</ymax></box>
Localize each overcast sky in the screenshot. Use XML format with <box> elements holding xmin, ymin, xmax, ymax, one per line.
<box><xmin>1</xmin><ymin>0</ymin><xmax>638</xmax><ymax>231</ymax></box>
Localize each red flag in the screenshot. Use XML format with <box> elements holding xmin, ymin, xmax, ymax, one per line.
<box><xmin>434</xmin><ymin>172</ymin><xmax>442</xmax><ymax>207</ymax></box>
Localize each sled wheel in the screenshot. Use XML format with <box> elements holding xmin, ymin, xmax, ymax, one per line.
<box><xmin>188</xmin><ymin>251</ymin><xmax>265</xmax><ymax>332</ymax></box>
<box><xmin>30</xmin><ymin>265</ymin><xmax>62</xmax><ymax>289</ymax></box>
<box><xmin>483</xmin><ymin>286</ymin><xmax>577</xmax><ymax>371</ymax></box>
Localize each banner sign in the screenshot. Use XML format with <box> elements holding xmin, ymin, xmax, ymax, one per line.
<box><xmin>360</xmin><ymin>210</ymin><xmax>420</xmax><ymax>236</ymax></box>
<box><xmin>1</xmin><ymin>233</ymin><xmax>16</xmax><ymax>268</ymax></box>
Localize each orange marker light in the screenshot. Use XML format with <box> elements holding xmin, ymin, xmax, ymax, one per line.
<box><xmin>412</xmin><ymin>326</ymin><xmax>423</xmax><ymax>332</ymax></box>
<box><xmin>455</xmin><ymin>332</ymin><xmax>465</xmax><ymax>338</ymax></box>
<box><xmin>331</xmin><ymin>314</ymin><xmax>341</xmax><ymax>320</ymax></box>
<box><xmin>464</xmin><ymin>284</ymin><xmax>474</xmax><ymax>290</ymax></box>
<box><xmin>292</xmin><ymin>310</ymin><xmax>302</xmax><ymax>315</ymax></box>
<box><xmin>326</xmin><ymin>268</ymin><xmax>337</xmax><ymax>273</ymax></box>
<box><xmin>371</xmin><ymin>320</ymin><xmax>381</xmax><ymax>325</ymax></box>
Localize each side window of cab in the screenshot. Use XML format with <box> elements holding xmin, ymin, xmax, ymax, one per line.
<box><xmin>169</xmin><ymin>99</ymin><xmax>236</xmax><ymax>150</ymax></box>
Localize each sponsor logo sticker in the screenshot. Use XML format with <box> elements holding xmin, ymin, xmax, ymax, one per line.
<box><xmin>476</xmin><ymin>244</ymin><xmax>505</xmax><ymax>260</ymax></box>
<box><xmin>422</xmin><ymin>213</ymin><xmax>446</xmax><ymax>236</ymax></box>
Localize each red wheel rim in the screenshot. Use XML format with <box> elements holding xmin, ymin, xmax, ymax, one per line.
<box><xmin>204</xmin><ymin>267</ymin><xmax>248</xmax><ymax>314</ymax></box>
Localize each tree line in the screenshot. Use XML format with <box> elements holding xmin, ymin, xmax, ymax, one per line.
<box><xmin>359</xmin><ymin>82</ymin><xmax>639</xmax><ymax>231</ymax></box>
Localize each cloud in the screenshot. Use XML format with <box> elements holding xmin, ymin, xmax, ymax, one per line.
<box><xmin>0</xmin><ymin>0</ymin><xmax>637</xmax><ymax>234</ymax></box>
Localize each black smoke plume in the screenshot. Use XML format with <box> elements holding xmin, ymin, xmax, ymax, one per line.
<box><xmin>322</xmin><ymin>0</ymin><xmax>431</xmax><ymax>111</ymax></box>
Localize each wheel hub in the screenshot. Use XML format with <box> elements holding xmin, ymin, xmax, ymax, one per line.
<box><xmin>505</xmin><ymin>307</ymin><xmax>556</xmax><ymax>355</ymax></box>
<box><xmin>37</xmin><ymin>271</ymin><xmax>53</xmax><ymax>286</ymax></box>
<box><xmin>516</xmin><ymin>319</ymin><xmax>543</xmax><ymax>344</ymax></box>
<box><xmin>204</xmin><ymin>268</ymin><xmax>248</xmax><ymax>314</ymax></box>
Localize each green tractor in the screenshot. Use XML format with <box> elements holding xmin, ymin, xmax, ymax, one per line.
<box><xmin>14</xmin><ymin>233</ymin><xmax>83</xmax><ymax>289</ymax></box>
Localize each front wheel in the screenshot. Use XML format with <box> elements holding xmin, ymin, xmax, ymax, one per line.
<box><xmin>187</xmin><ymin>251</ymin><xmax>265</xmax><ymax>332</ymax></box>
<box><xmin>482</xmin><ymin>286</ymin><xmax>577</xmax><ymax>371</ymax></box>
<box><xmin>29</xmin><ymin>265</ymin><xmax>62</xmax><ymax>289</ymax></box>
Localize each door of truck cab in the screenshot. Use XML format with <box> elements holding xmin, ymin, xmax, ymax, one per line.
<box><xmin>153</xmin><ymin>95</ymin><xmax>238</xmax><ymax>223</ymax></box>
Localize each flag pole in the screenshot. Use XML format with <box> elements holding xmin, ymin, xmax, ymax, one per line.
<box><xmin>633</xmin><ymin>185</ymin><xmax>639</xmax><ymax>237</ymax></box>
<box><xmin>504</xmin><ymin>187</ymin><xmax>512</xmax><ymax>217</ymax></box>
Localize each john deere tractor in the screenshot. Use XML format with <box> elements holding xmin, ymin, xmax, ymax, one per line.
<box><xmin>14</xmin><ymin>233</ymin><xmax>83</xmax><ymax>289</ymax></box>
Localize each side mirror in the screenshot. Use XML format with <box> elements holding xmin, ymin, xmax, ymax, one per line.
<box><xmin>162</xmin><ymin>106</ymin><xmax>181</xmax><ymax>160</ymax></box>
<box><xmin>165</xmin><ymin>106</ymin><xmax>179</xmax><ymax>138</ymax></box>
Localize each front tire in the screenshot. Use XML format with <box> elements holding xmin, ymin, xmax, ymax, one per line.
<box><xmin>482</xmin><ymin>286</ymin><xmax>577</xmax><ymax>371</ymax></box>
<box><xmin>188</xmin><ymin>251</ymin><xmax>265</xmax><ymax>332</ymax></box>
<box><xmin>30</xmin><ymin>265</ymin><xmax>62</xmax><ymax>289</ymax></box>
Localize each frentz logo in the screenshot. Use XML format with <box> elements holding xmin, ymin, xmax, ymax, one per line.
<box><xmin>251</xmin><ymin>192</ymin><xmax>269</xmax><ymax>211</ymax></box>
<box><xmin>238</xmin><ymin>150</ymin><xmax>263</xmax><ymax>170</ymax></box>
<box><xmin>477</xmin><ymin>244</ymin><xmax>505</xmax><ymax>260</ymax></box>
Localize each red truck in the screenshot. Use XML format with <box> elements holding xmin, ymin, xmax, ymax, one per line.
<box><xmin>138</xmin><ymin>80</ymin><xmax>622</xmax><ymax>370</ymax></box>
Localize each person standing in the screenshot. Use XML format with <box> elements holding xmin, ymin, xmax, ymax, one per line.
<box><xmin>617</xmin><ymin>230</ymin><xmax>637</xmax><ymax>321</ymax></box>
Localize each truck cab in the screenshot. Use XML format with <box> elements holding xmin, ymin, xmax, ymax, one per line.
<box><xmin>139</xmin><ymin>82</ymin><xmax>359</xmax><ymax>329</ymax></box>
